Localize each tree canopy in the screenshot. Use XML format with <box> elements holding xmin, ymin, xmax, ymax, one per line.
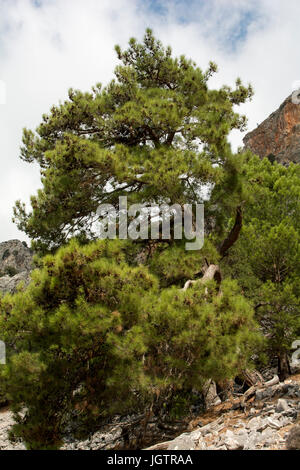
<box><xmin>222</xmin><ymin>155</ymin><xmax>300</xmax><ymax>379</ymax></box>
<box><xmin>14</xmin><ymin>29</ymin><xmax>253</xmax><ymax>253</ymax></box>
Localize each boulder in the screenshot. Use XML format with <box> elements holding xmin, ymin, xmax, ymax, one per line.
<box><xmin>276</xmin><ymin>398</ymin><xmax>290</xmax><ymax>413</ymax></box>
<box><xmin>0</xmin><ymin>271</ymin><xmax>31</xmax><ymax>294</ymax></box>
<box><xmin>0</xmin><ymin>240</ymin><xmax>32</xmax><ymax>275</ymax></box>
<box><xmin>286</xmin><ymin>425</ymin><xmax>300</xmax><ymax>450</ymax></box>
<box><xmin>167</xmin><ymin>430</ymin><xmax>206</xmax><ymax>450</ymax></box>
<box><xmin>202</xmin><ymin>380</ymin><xmax>221</xmax><ymax>409</ymax></box>
<box><xmin>0</xmin><ymin>240</ymin><xmax>33</xmax><ymax>294</ymax></box>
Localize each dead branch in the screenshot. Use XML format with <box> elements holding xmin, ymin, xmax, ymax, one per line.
<box><xmin>182</xmin><ymin>264</ymin><xmax>222</xmax><ymax>292</ymax></box>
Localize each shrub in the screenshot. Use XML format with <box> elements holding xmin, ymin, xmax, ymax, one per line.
<box><xmin>0</xmin><ymin>239</ymin><xmax>260</xmax><ymax>449</ymax></box>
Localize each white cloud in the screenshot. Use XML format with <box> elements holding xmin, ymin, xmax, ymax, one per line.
<box><xmin>0</xmin><ymin>0</ymin><xmax>299</xmax><ymax>241</ymax></box>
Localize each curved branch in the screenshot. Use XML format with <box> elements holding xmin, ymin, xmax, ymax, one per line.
<box><xmin>181</xmin><ymin>207</ymin><xmax>242</xmax><ymax>292</ymax></box>
<box><xmin>219</xmin><ymin>206</ymin><xmax>243</xmax><ymax>258</ymax></box>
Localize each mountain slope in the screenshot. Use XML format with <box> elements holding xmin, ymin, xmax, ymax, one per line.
<box><xmin>243</xmin><ymin>95</ymin><xmax>300</xmax><ymax>165</ymax></box>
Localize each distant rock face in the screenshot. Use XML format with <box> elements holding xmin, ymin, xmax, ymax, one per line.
<box><xmin>243</xmin><ymin>95</ymin><xmax>300</xmax><ymax>165</ymax></box>
<box><xmin>0</xmin><ymin>240</ymin><xmax>32</xmax><ymax>275</ymax></box>
<box><xmin>286</xmin><ymin>424</ymin><xmax>300</xmax><ymax>450</ymax></box>
<box><xmin>0</xmin><ymin>240</ymin><xmax>33</xmax><ymax>294</ymax></box>
<box><xmin>0</xmin><ymin>271</ymin><xmax>31</xmax><ymax>295</ymax></box>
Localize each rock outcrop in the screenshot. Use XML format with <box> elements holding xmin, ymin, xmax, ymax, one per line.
<box><xmin>0</xmin><ymin>240</ymin><xmax>32</xmax><ymax>274</ymax></box>
<box><xmin>286</xmin><ymin>424</ymin><xmax>300</xmax><ymax>450</ymax></box>
<box><xmin>243</xmin><ymin>95</ymin><xmax>300</xmax><ymax>165</ymax></box>
<box><xmin>0</xmin><ymin>271</ymin><xmax>31</xmax><ymax>294</ymax></box>
<box><xmin>1</xmin><ymin>373</ymin><xmax>299</xmax><ymax>450</ymax></box>
<box><xmin>146</xmin><ymin>373</ymin><xmax>300</xmax><ymax>451</ymax></box>
<box><xmin>0</xmin><ymin>240</ymin><xmax>33</xmax><ymax>294</ymax></box>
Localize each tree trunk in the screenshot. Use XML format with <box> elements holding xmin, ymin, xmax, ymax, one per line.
<box><xmin>219</xmin><ymin>206</ymin><xmax>243</xmax><ymax>258</ymax></box>
<box><xmin>234</xmin><ymin>369</ymin><xmax>264</xmax><ymax>393</ymax></box>
<box><xmin>278</xmin><ymin>353</ymin><xmax>291</xmax><ymax>382</ymax></box>
<box><xmin>240</xmin><ymin>369</ymin><xmax>264</xmax><ymax>388</ymax></box>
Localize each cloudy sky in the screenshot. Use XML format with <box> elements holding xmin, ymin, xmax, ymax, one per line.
<box><xmin>0</xmin><ymin>0</ymin><xmax>299</xmax><ymax>242</ymax></box>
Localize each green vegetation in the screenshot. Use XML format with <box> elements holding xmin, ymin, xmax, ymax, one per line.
<box><xmin>0</xmin><ymin>239</ymin><xmax>259</xmax><ymax>449</ymax></box>
<box><xmin>223</xmin><ymin>155</ymin><xmax>300</xmax><ymax>380</ymax></box>
<box><xmin>13</xmin><ymin>29</ymin><xmax>252</xmax><ymax>254</ymax></box>
<box><xmin>0</xmin><ymin>30</ymin><xmax>298</xmax><ymax>450</ymax></box>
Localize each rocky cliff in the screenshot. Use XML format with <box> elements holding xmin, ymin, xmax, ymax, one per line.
<box><xmin>243</xmin><ymin>94</ymin><xmax>300</xmax><ymax>165</ymax></box>
<box><xmin>0</xmin><ymin>240</ymin><xmax>33</xmax><ymax>294</ymax></box>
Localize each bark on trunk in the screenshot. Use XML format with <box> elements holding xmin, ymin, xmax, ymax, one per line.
<box><xmin>219</xmin><ymin>206</ymin><xmax>243</xmax><ymax>258</ymax></box>
<box><xmin>278</xmin><ymin>353</ymin><xmax>291</xmax><ymax>382</ymax></box>
<box><xmin>239</xmin><ymin>369</ymin><xmax>264</xmax><ymax>389</ymax></box>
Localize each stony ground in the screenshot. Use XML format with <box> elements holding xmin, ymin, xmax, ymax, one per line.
<box><xmin>147</xmin><ymin>374</ymin><xmax>300</xmax><ymax>451</ymax></box>
<box><xmin>0</xmin><ymin>409</ymin><xmax>25</xmax><ymax>450</ymax></box>
<box><xmin>0</xmin><ymin>374</ymin><xmax>299</xmax><ymax>451</ymax></box>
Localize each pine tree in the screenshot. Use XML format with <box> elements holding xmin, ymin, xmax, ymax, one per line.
<box><xmin>13</xmin><ymin>29</ymin><xmax>253</xmax><ymax>254</ymax></box>
<box><xmin>0</xmin><ymin>31</ymin><xmax>263</xmax><ymax>449</ymax></box>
